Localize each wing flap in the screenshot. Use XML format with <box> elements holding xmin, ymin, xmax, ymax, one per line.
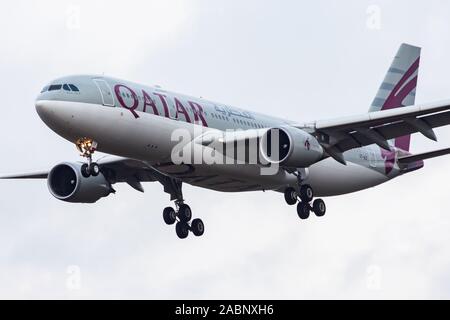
<box><xmin>316</xmin><ymin>100</ymin><xmax>450</xmax><ymax>132</ymax></box>
<box><xmin>308</xmin><ymin>100</ymin><xmax>450</xmax><ymax>153</ymax></box>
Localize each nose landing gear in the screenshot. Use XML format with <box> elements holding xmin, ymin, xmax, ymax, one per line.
<box><xmin>76</xmin><ymin>137</ymin><xmax>100</xmax><ymax>178</ymax></box>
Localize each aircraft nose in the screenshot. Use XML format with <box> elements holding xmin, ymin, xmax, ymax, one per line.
<box><xmin>35</xmin><ymin>100</ymin><xmax>54</xmax><ymax>121</ymax></box>
<box><xmin>35</xmin><ymin>99</ymin><xmax>77</xmax><ymax>140</ymax></box>
<box><xmin>35</xmin><ymin>99</ymin><xmax>69</xmax><ymax>130</ymax></box>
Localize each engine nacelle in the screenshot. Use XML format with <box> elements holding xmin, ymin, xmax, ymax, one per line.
<box><xmin>47</xmin><ymin>162</ymin><xmax>112</xmax><ymax>203</ymax></box>
<box><xmin>260</xmin><ymin>126</ymin><xmax>323</xmax><ymax>168</ymax></box>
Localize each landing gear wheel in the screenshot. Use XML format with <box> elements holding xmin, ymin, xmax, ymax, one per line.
<box><xmin>297</xmin><ymin>202</ymin><xmax>310</xmax><ymax>220</ymax></box>
<box><xmin>163</xmin><ymin>207</ymin><xmax>177</xmax><ymax>225</ymax></box>
<box><xmin>313</xmin><ymin>199</ymin><xmax>326</xmax><ymax>217</ymax></box>
<box><xmin>299</xmin><ymin>185</ymin><xmax>314</xmax><ymax>202</ymax></box>
<box><xmin>176</xmin><ymin>222</ymin><xmax>189</xmax><ymax>239</ymax></box>
<box><xmin>89</xmin><ymin>163</ymin><xmax>100</xmax><ymax>177</ymax></box>
<box><xmin>178</xmin><ymin>204</ymin><xmax>192</xmax><ymax>222</ymax></box>
<box><xmin>81</xmin><ymin>163</ymin><xmax>90</xmax><ymax>178</ymax></box>
<box><xmin>284</xmin><ymin>187</ymin><xmax>297</xmax><ymax>205</ymax></box>
<box><xmin>81</xmin><ymin>162</ymin><xmax>100</xmax><ymax>178</ymax></box>
<box><xmin>191</xmin><ymin>218</ymin><xmax>205</xmax><ymax>237</ymax></box>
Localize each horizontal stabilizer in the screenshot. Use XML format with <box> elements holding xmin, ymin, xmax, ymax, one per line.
<box><xmin>0</xmin><ymin>171</ymin><xmax>48</xmax><ymax>179</ymax></box>
<box><xmin>398</xmin><ymin>147</ymin><xmax>450</xmax><ymax>164</ymax></box>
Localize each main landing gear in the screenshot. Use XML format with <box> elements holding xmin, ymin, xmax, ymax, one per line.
<box><xmin>284</xmin><ymin>184</ymin><xmax>326</xmax><ymax>220</ymax></box>
<box><xmin>76</xmin><ymin>137</ymin><xmax>100</xmax><ymax>178</ymax></box>
<box><xmin>154</xmin><ymin>172</ymin><xmax>205</xmax><ymax>239</ymax></box>
<box><xmin>163</xmin><ymin>201</ymin><xmax>205</xmax><ymax>239</ymax></box>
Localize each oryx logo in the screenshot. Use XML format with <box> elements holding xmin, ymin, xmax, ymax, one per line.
<box><xmin>304</xmin><ymin>139</ymin><xmax>311</xmax><ymax>151</ymax></box>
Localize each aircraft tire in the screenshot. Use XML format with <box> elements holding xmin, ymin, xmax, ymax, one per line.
<box><xmin>191</xmin><ymin>219</ymin><xmax>205</xmax><ymax>237</ymax></box>
<box><xmin>81</xmin><ymin>163</ymin><xmax>90</xmax><ymax>178</ymax></box>
<box><xmin>297</xmin><ymin>202</ymin><xmax>310</xmax><ymax>220</ymax></box>
<box><xmin>284</xmin><ymin>187</ymin><xmax>298</xmax><ymax>205</ymax></box>
<box><xmin>299</xmin><ymin>185</ymin><xmax>314</xmax><ymax>202</ymax></box>
<box><xmin>163</xmin><ymin>207</ymin><xmax>177</xmax><ymax>225</ymax></box>
<box><xmin>90</xmin><ymin>163</ymin><xmax>100</xmax><ymax>177</ymax></box>
<box><xmin>178</xmin><ymin>204</ymin><xmax>192</xmax><ymax>222</ymax></box>
<box><xmin>313</xmin><ymin>199</ymin><xmax>326</xmax><ymax>217</ymax></box>
<box><xmin>176</xmin><ymin>222</ymin><xmax>189</xmax><ymax>239</ymax></box>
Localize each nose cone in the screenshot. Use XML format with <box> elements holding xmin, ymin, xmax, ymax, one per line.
<box><xmin>35</xmin><ymin>99</ymin><xmax>50</xmax><ymax>118</ymax></box>
<box><xmin>35</xmin><ymin>100</ymin><xmax>56</xmax><ymax>125</ymax></box>
<box><xmin>35</xmin><ymin>99</ymin><xmax>74</xmax><ymax>140</ymax></box>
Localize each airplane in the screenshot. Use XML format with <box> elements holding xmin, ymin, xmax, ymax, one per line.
<box><xmin>2</xmin><ymin>43</ymin><xmax>450</xmax><ymax>239</ymax></box>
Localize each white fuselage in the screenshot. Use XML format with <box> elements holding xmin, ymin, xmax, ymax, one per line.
<box><xmin>35</xmin><ymin>75</ymin><xmax>409</xmax><ymax>197</ymax></box>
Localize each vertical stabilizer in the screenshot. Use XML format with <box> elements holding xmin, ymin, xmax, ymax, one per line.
<box><xmin>369</xmin><ymin>43</ymin><xmax>421</xmax><ymax>151</ymax></box>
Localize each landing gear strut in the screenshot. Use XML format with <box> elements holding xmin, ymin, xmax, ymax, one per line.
<box><xmin>284</xmin><ymin>171</ymin><xmax>327</xmax><ymax>220</ymax></box>
<box><xmin>156</xmin><ymin>174</ymin><xmax>204</xmax><ymax>239</ymax></box>
<box><xmin>76</xmin><ymin>137</ymin><xmax>100</xmax><ymax>178</ymax></box>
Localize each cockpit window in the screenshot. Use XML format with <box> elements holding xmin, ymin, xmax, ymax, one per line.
<box><xmin>42</xmin><ymin>83</ymin><xmax>80</xmax><ymax>93</ymax></box>
<box><xmin>48</xmin><ymin>84</ymin><xmax>62</xmax><ymax>91</ymax></box>
<box><xmin>69</xmin><ymin>84</ymin><xmax>79</xmax><ymax>92</ymax></box>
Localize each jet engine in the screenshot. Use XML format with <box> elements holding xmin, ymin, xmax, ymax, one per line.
<box><xmin>47</xmin><ymin>162</ymin><xmax>113</xmax><ymax>203</ymax></box>
<box><xmin>260</xmin><ymin>126</ymin><xmax>324</xmax><ymax>168</ymax></box>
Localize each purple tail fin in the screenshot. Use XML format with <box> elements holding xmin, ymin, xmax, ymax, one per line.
<box><xmin>369</xmin><ymin>43</ymin><xmax>421</xmax><ymax>152</ymax></box>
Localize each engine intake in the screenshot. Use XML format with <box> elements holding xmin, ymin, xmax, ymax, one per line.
<box><xmin>260</xmin><ymin>126</ymin><xmax>323</xmax><ymax>168</ymax></box>
<box><xmin>48</xmin><ymin>162</ymin><xmax>112</xmax><ymax>203</ymax></box>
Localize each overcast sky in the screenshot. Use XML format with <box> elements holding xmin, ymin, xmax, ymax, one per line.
<box><xmin>1</xmin><ymin>0</ymin><xmax>450</xmax><ymax>299</ymax></box>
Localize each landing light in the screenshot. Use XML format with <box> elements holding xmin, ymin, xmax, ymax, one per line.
<box><xmin>76</xmin><ymin>137</ymin><xmax>98</xmax><ymax>157</ymax></box>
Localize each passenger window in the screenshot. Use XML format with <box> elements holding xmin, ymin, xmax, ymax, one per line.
<box><xmin>48</xmin><ymin>84</ymin><xmax>62</xmax><ymax>91</ymax></box>
<box><xmin>69</xmin><ymin>84</ymin><xmax>80</xmax><ymax>92</ymax></box>
<box><xmin>63</xmin><ymin>84</ymin><xmax>71</xmax><ymax>91</ymax></box>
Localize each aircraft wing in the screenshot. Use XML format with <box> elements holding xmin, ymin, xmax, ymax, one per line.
<box><xmin>0</xmin><ymin>156</ymin><xmax>159</xmax><ymax>192</ymax></box>
<box><xmin>300</xmin><ymin>99</ymin><xmax>450</xmax><ymax>163</ymax></box>
<box><xmin>0</xmin><ymin>171</ymin><xmax>49</xmax><ymax>179</ymax></box>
